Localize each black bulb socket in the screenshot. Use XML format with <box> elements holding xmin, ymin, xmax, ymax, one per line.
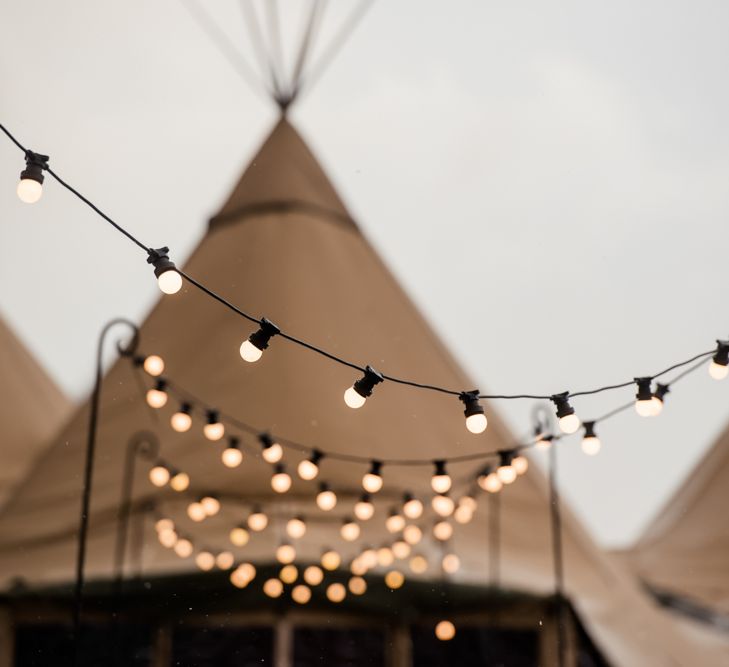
<box><xmin>353</xmin><ymin>365</ymin><xmax>384</xmax><ymax>398</ymax></box>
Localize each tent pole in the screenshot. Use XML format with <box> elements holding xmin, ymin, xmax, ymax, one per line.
<box><xmin>548</xmin><ymin>445</ymin><xmax>567</xmax><ymax>667</ymax></box>
<box><xmin>488</xmin><ymin>490</ymin><xmax>501</xmax><ymax>587</ymax></box>
<box><xmin>72</xmin><ymin>318</ymin><xmax>139</xmax><ymax>665</ymax></box>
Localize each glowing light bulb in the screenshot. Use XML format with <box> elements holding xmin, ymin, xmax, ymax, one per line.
<box><xmin>149</xmin><ymin>464</ymin><xmax>170</xmax><ymax>487</ymax></box>
<box><xmin>454</xmin><ymin>505</ymin><xmax>473</xmax><ymax>525</ymax></box>
<box><xmin>148</xmin><ymin>247</ymin><xmax>182</xmax><ymax>294</ymax></box>
<box><xmin>362</xmin><ymin>460</ymin><xmax>384</xmax><ymax>493</ymax></box>
<box><xmin>292</xmin><ymin>584</ymin><xmax>312</xmax><ymax>604</ymax></box>
<box><xmin>442</xmin><ymin>554</ymin><xmax>460</xmax><ymax>573</ymax></box>
<box><xmin>170</xmin><ymin>402</ymin><xmax>192</xmax><ymax>432</ymax></box>
<box><xmin>169</xmin><ymin>471</ymin><xmax>190</xmax><ymax>492</ymax></box>
<box><xmin>386</xmin><ymin>510</ymin><xmax>406</xmax><ymax>534</ymax></box>
<box><xmin>409</xmin><ymin>555</ymin><xmax>428</xmax><ymax>574</ymax></box>
<box><xmin>239</xmin><ymin>318</ymin><xmax>280</xmax><ymax>363</ymax></box>
<box><xmin>276</xmin><ymin>543</ymin><xmax>296</xmax><ymax>564</ymax></box>
<box><xmin>156</xmin><ymin>518</ymin><xmax>174</xmax><ymax>533</ymax></box>
<box><xmin>432</xmin><ymin>494</ymin><xmax>455</xmax><ymax>517</ymax></box>
<box><xmin>340</xmin><ymin>519</ymin><xmax>360</xmax><ymax>542</ymax></box>
<box><xmin>271</xmin><ymin>465</ymin><xmax>292</xmax><ymax>493</ymax></box>
<box><xmin>187</xmin><ymin>502</ymin><xmax>206</xmax><ymax>522</ymax></box>
<box><xmin>552</xmin><ymin>392</ymin><xmax>580</xmax><ymax>433</ymax></box>
<box><xmin>435</xmin><ymin>621</ymin><xmax>456</xmax><ymax>641</ymax></box>
<box><xmin>477</xmin><ymin>468</ymin><xmax>503</xmax><ymax>494</ymax></box>
<box><xmin>195</xmin><ymin>551</ymin><xmax>215</xmax><ymax>571</ymax></box>
<box><xmin>581</xmin><ymin>421</ymin><xmax>601</xmax><ymax>456</ymax></box>
<box><xmin>460</xmin><ymin>391</ymin><xmax>487</xmax><ymax>433</ymax></box>
<box><xmin>348</xmin><ymin>576</ymin><xmax>367</xmax><ymax>595</ymax></box>
<box><xmin>146</xmin><ymin>380</ymin><xmax>168</xmax><ymax>408</ymax></box>
<box><xmin>303</xmin><ymin>565</ymin><xmax>323</xmax><ymax>586</ymax></box>
<box><xmin>298</xmin><ymin>450</ymin><xmax>322</xmax><ymax>481</ymax></box>
<box><xmin>431</xmin><ymin>460</ymin><xmax>451</xmax><ymax>494</ymax></box>
<box><xmin>392</xmin><ymin>540</ymin><xmax>411</xmax><ymax>560</ymax></box>
<box><xmin>143</xmin><ymin>355</ymin><xmax>165</xmax><ymax>377</ymax></box>
<box><xmin>535</xmin><ymin>434</ymin><xmax>553</xmax><ymax>450</ymax></box>
<box><xmin>174</xmin><ymin>538</ymin><xmax>193</xmax><ymax>558</ymax></box>
<box><xmin>259</xmin><ymin>434</ymin><xmax>283</xmax><ymax>463</ymax></box>
<box><xmin>361</xmin><ymin>548</ymin><xmax>378</xmax><ymax>569</ymax></box>
<box><xmin>385</xmin><ymin>570</ymin><xmax>405</xmax><ymax>589</ymax></box>
<box><xmin>403</xmin><ymin>525</ymin><xmax>423</xmax><ymax>545</ymax></box>
<box><xmin>203</xmin><ymin>410</ymin><xmax>224</xmax><ymax>441</ymax></box>
<box><xmin>635</xmin><ymin>378</ymin><xmax>661</xmax><ymax>417</ymax></box>
<box><xmin>264</xmin><ymin>578</ymin><xmax>284</xmax><ymax>598</ymax></box>
<box><xmin>247</xmin><ymin>510</ymin><xmax>268</xmax><ymax>532</ymax></box>
<box><xmin>344</xmin><ymin>366</ymin><xmax>383</xmax><ymax>409</ymax></box>
<box><xmin>158</xmin><ymin>270</ymin><xmax>182</xmax><ymax>295</ymax></box>
<box><xmin>222</xmin><ymin>440</ymin><xmax>243</xmax><ymax>468</ymax></box>
<box><xmin>351</xmin><ymin>557</ymin><xmax>368</xmax><ymax>576</ymax></box>
<box><xmin>280</xmin><ymin>564</ymin><xmax>298</xmax><ymax>584</ymax></box>
<box><xmin>17</xmin><ymin>178</ymin><xmax>43</xmax><ymax>203</ymax></box>
<box><xmin>316</xmin><ymin>484</ymin><xmax>337</xmax><ymax>511</ymax></box>
<box><xmin>512</xmin><ymin>455</ymin><xmax>529</xmax><ymax>475</ymax></box>
<box><xmin>377</xmin><ymin>547</ymin><xmax>394</xmax><ymax>567</ymax></box>
<box><xmin>433</xmin><ymin>521</ymin><xmax>453</xmax><ymax>541</ymax></box>
<box><xmin>710</xmin><ymin>341</ymin><xmax>729</xmax><ymax>380</ymax></box>
<box><xmin>354</xmin><ymin>494</ymin><xmax>375</xmax><ymax>521</ymax></box>
<box><xmin>201</xmin><ymin>496</ymin><xmax>220</xmax><ymax>516</ymax></box>
<box><xmin>230</xmin><ymin>526</ymin><xmax>250</xmax><ymax>546</ymax></box>
<box><xmin>326</xmin><ymin>582</ymin><xmax>346</xmax><ymax>603</ymax></box>
<box><xmin>287</xmin><ymin>516</ymin><xmax>307</xmax><ymax>539</ymax></box>
<box><xmin>710</xmin><ymin>361</ymin><xmax>729</xmax><ymax>380</ymax></box>
<box><xmin>158</xmin><ymin>529</ymin><xmax>177</xmax><ymax>548</ymax></box>
<box><xmin>459</xmin><ymin>495</ymin><xmax>478</xmax><ymax>512</ymax></box>
<box><xmin>403</xmin><ymin>495</ymin><xmax>423</xmax><ymax>519</ymax></box>
<box><xmin>559</xmin><ymin>414</ymin><xmax>580</xmax><ymax>434</ymax></box>
<box><xmin>216</xmin><ymin>551</ymin><xmax>235</xmax><ymax>570</ymax></box>
<box><xmin>496</xmin><ymin>452</ymin><xmax>517</xmax><ymax>484</ymax></box>
<box><xmin>230</xmin><ymin>568</ymin><xmax>249</xmax><ymax>589</ymax></box>
<box><xmin>321</xmin><ymin>549</ymin><xmax>341</xmax><ymax>571</ymax></box>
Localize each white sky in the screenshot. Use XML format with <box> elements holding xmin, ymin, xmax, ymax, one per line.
<box><xmin>1</xmin><ymin>0</ymin><xmax>728</xmax><ymax>548</ymax></box>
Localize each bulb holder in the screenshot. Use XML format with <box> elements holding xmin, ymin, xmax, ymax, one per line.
<box><xmin>318</xmin><ymin>482</ymin><xmax>331</xmax><ymax>493</ymax></box>
<box><xmin>634</xmin><ymin>377</ymin><xmax>653</xmax><ymax>402</ymax></box>
<box><xmin>653</xmin><ymin>383</ymin><xmax>670</xmax><ymax>402</ymax></box>
<box><xmin>353</xmin><ymin>365</ymin><xmax>384</xmax><ymax>399</ymax></box>
<box><xmin>550</xmin><ymin>392</ymin><xmax>574</xmax><ymax>419</ymax></box>
<box><xmin>359</xmin><ymin>492</ymin><xmax>372</xmax><ymax>504</ymax></box>
<box><xmin>178</xmin><ymin>402</ymin><xmax>192</xmax><ymax>415</ymax></box>
<box><xmin>227</xmin><ymin>436</ymin><xmax>240</xmax><ymax>450</ymax></box>
<box><xmin>459</xmin><ymin>390</ymin><xmax>484</xmax><ymax>418</ymax></box>
<box><xmin>20</xmin><ymin>151</ymin><xmax>48</xmax><ymax>185</ymax></box>
<box><xmin>154</xmin><ymin>378</ymin><xmax>167</xmax><ymax>393</ymax></box>
<box><xmin>274</xmin><ymin>463</ymin><xmax>286</xmax><ymax>475</ymax></box>
<box><xmin>369</xmin><ymin>460</ymin><xmax>383</xmax><ymax>476</ymax></box>
<box><xmin>247</xmin><ymin>318</ymin><xmax>281</xmax><ymax>352</ymax></box>
<box><xmin>309</xmin><ymin>449</ymin><xmax>323</xmax><ymax>465</ymax></box>
<box><xmin>259</xmin><ymin>433</ymin><xmax>275</xmax><ymax>450</ymax></box>
<box><xmin>583</xmin><ymin>421</ymin><xmax>597</xmax><ymax>438</ymax></box>
<box><xmin>498</xmin><ymin>450</ymin><xmax>515</xmax><ymax>467</ymax></box>
<box><xmin>206</xmin><ymin>409</ymin><xmax>220</xmax><ymax>425</ymax></box>
<box><xmin>147</xmin><ymin>246</ymin><xmax>177</xmax><ymax>278</ymax></box>
<box><xmin>713</xmin><ymin>340</ymin><xmax>729</xmax><ymax>366</ymax></box>
<box><xmin>433</xmin><ymin>460</ymin><xmax>447</xmax><ymax>477</ymax></box>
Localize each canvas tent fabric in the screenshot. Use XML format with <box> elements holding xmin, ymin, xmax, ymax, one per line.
<box><xmin>0</xmin><ymin>118</ymin><xmax>725</xmax><ymax>666</ymax></box>
<box><xmin>0</xmin><ymin>316</ymin><xmax>71</xmax><ymax>510</ymax></box>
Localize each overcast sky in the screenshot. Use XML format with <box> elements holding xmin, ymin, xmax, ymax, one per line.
<box><xmin>1</xmin><ymin>0</ymin><xmax>728</xmax><ymax>548</ymax></box>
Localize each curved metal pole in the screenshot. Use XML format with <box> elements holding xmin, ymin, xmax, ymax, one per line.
<box><xmin>73</xmin><ymin>318</ymin><xmax>139</xmax><ymax>665</ymax></box>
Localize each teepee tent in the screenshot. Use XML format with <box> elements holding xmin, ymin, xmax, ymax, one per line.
<box><xmin>0</xmin><ymin>116</ymin><xmax>727</xmax><ymax>665</ymax></box>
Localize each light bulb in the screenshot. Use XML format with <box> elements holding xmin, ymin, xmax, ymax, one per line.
<box><xmin>156</xmin><ymin>518</ymin><xmax>174</xmax><ymax>533</ymax></box>
<box><xmin>581</xmin><ymin>421</ymin><xmax>601</xmax><ymax>456</ymax></box>
<box><xmin>230</xmin><ymin>526</ymin><xmax>250</xmax><ymax>546</ymax></box>
<box><xmin>459</xmin><ymin>495</ymin><xmax>478</xmax><ymax>512</ymax></box>
<box><xmin>240</xmin><ymin>563</ymin><xmax>256</xmax><ymax>582</ymax></box>
<box><xmin>535</xmin><ymin>434</ymin><xmax>553</xmax><ymax>450</ymax></box>
<box><xmin>287</xmin><ymin>516</ymin><xmax>307</xmax><ymax>539</ymax></box>
<box><xmin>187</xmin><ymin>502</ymin><xmax>206</xmax><ymax>522</ymax></box>
<box><xmin>195</xmin><ymin>551</ymin><xmax>215</xmax><ymax>571</ymax></box>
<box><xmin>17</xmin><ymin>178</ymin><xmax>43</xmax><ymax>203</ymax></box>
<box><xmin>377</xmin><ymin>547</ymin><xmax>394</xmax><ymax>567</ymax></box>
<box><xmin>403</xmin><ymin>525</ymin><xmax>423</xmax><ymax>545</ymax></box>
<box><xmin>454</xmin><ymin>505</ymin><xmax>473</xmax><ymax>524</ymax></box>
<box><xmin>247</xmin><ymin>510</ymin><xmax>268</xmax><ymax>532</ymax></box>
<box><xmin>321</xmin><ymin>549</ymin><xmax>341</xmax><ymax>571</ymax></box>
<box><xmin>460</xmin><ymin>391</ymin><xmax>487</xmax><ymax>433</ymax></box>
<box><xmin>303</xmin><ymin>565</ymin><xmax>323</xmax><ymax>586</ymax></box>
<box><xmin>170</xmin><ymin>403</ymin><xmax>192</xmax><ymax>433</ymax></box>
<box><xmin>148</xmin><ymin>246</ymin><xmax>182</xmax><ymax>294</ymax></box>
<box><xmin>316</xmin><ymin>484</ymin><xmax>337</xmax><ymax>511</ymax></box>
<box><xmin>497</xmin><ymin>465</ymin><xmax>517</xmax><ymax>485</ymax></box>
<box><xmin>431</xmin><ymin>460</ymin><xmax>451</xmax><ymax>493</ymax></box>
<box><xmin>158</xmin><ymin>529</ymin><xmax>177</xmax><ymax>548</ymax></box>
<box><xmin>146</xmin><ymin>380</ymin><xmax>168</xmax><ymax>408</ymax></box>
<box><xmin>222</xmin><ymin>442</ymin><xmax>243</xmax><ymax>468</ymax></box>
<box><xmin>552</xmin><ymin>392</ymin><xmax>579</xmax><ymax>433</ymax></box>
<box><xmin>203</xmin><ymin>410</ymin><xmax>224</xmax><ymax>441</ymax></box>
<box><xmin>442</xmin><ymin>554</ymin><xmax>460</xmax><ymax>574</ymax></box>
<box><xmin>239</xmin><ymin>318</ymin><xmax>280</xmax><ymax>363</ymax></box>
<box><xmin>386</xmin><ymin>511</ymin><xmax>406</xmax><ymax>534</ymax></box>
<box><xmin>559</xmin><ymin>414</ymin><xmax>580</xmax><ymax>434</ymax></box>
<box><xmin>157</xmin><ymin>270</ymin><xmax>182</xmax><ymax>295</ymax></box>
<box><xmin>143</xmin><ymin>355</ymin><xmax>165</xmax><ymax>377</ymax></box>
<box><xmin>710</xmin><ymin>361</ymin><xmax>729</xmax><ymax>380</ymax></box>
<box><xmin>230</xmin><ymin>568</ymin><xmax>249</xmax><ymax>589</ymax></box>
<box><xmin>271</xmin><ymin>465</ymin><xmax>292</xmax><ymax>493</ymax></box>
<box><xmin>385</xmin><ymin>570</ymin><xmax>405</xmax><ymax>589</ymax></box>
<box><xmin>348</xmin><ymin>576</ymin><xmax>367</xmax><ymax>595</ymax></box>
<box><xmin>280</xmin><ymin>564</ymin><xmax>298</xmax><ymax>584</ymax></box>
<box><xmin>149</xmin><ymin>464</ymin><xmax>170</xmax><ymax>487</ymax></box>
<box><xmin>340</xmin><ymin>519</ymin><xmax>360</xmax><ymax>542</ymax></box>
<box><xmin>344</xmin><ymin>366</ymin><xmax>383</xmax><ymax>409</ymax></box>
<box><xmin>351</xmin><ymin>557</ymin><xmax>368</xmax><ymax>576</ymax></box>
<box><xmin>354</xmin><ymin>495</ymin><xmax>375</xmax><ymax>521</ymax></box>
<box><xmin>259</xmin><ymin>434</ymin><xmax>283</xmax><ymax>463</ymax></box>
<box><xmin>710</xmin><ymin>340</ymin><xmax>729</xmax><ymax>379</ymax></box>
<box><xmin>292</xmin><ymin>585</ymin><xmax>311</xmax><ymax>604</ymax></box>
<box><xmin>216</xmin><ymin>551</ymin><xmax>235</xmax><ymax>570</ymax></box>
<box><xmin>174</xmin><ymin>538</ymin><xmax>193</xmax><ymax>558</ymax></box>
<box><xmin>403</xmin><ymin>495</ymin><xmax>423</xmax><ymax>519</ymax></box>
<box><xmin>477</xmin><ymin>468</ymin><xmax>503</xmax><ymax>494</ymax></box>
<box><xmin>169</xmin><ymin>471</ymin><xmax>190</xmax><ymax>492</ymax></box>
<box><xmin>362</xmin><ymin>459</ymin><xmax>384</xmax><ymax>493</ymax></box>
<box><xmin>297</xmin><ymin>450</ymin><xmax>322</xmax><ymax>481</ymax></box>
<box><xmin>276</xmin><ymin>543</ymin><xmax>296</xmax><ymax>564</ymax></box>
<box><xmin>435</xmin><ymin>621</ymin><xmax>456</xmax><ymax>641</ymax></box>
<box><xmin>409</xmin><ymin>555</ymin><xmax>428</xmax><ymax>574</ymax></box>
<box><xmin>432</xmin><ymin>494</ymin><xmax>455</xmax><ymax>517</ymax></box>
<box><xmin>512</xmin><ymin>455</ymin><xmax>529</xmax><ymax>475</ymax></box>
<box><xmin>651</xmin><ymin>384</ymin><xmax>669</xmax><ymax>416</ymax></box>
<box><xmin>264</xmin><ymin>578</ymin><xmax>284</xmax><ymax>598</ymax></box>
<box><xmin>361</xmin><ymin>548</ymin><xmax>378</xmax><ymax>569</ymax></box>
<box><xmin>433</xmin><ymin>521</ymin><xmax>453</xmax><ymax>541</ymax></box>
<box><xmin>392</xmin><ymin>540</ymin><xmax>411</xmax><ymax>560</ymax></box>
<box><xmin>634</xmin><ymin>377</ymin><xmax>658</xmax><ymax>417</ymax></box>
<box><xmin>201</xmin><ymin>496</ymin><xmax>220</xmax><ymax>516</ymax></box>
<box><xmin>326</xmin><ymin>582</ymin><xmax>346</xmax><ymax>603</ymax></box>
